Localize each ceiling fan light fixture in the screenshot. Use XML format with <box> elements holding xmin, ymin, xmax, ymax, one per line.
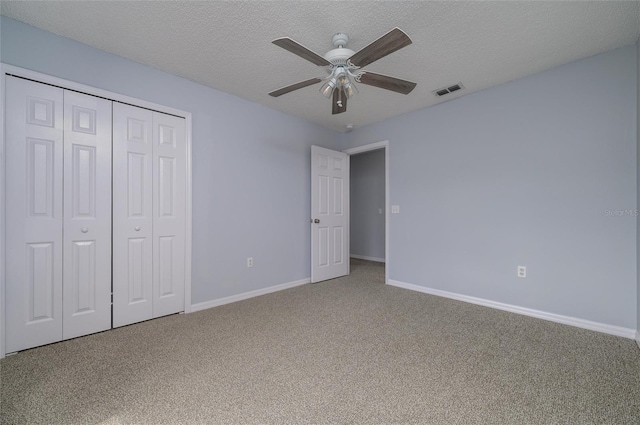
<box><xmin>341</xmin><ymin>75</ymin><xmax>358</xmax><ymax>99</ymax></box>
<box><xmin>322</xmin><ymin>67</ymin><xmax>359</xmax><ymax>100</ymax></box>
<box><xmin>320</xmin><ymin>78</ymin><xmax>336</xmax><ymax>98</ymax></box>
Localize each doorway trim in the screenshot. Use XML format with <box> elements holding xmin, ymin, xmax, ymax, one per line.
<box><xmin>343</xmin><ymin>140</ymin><xmax>389</xmax><ymax>284</ymax></box>
<box><xmin>0</xmin><ymin>63</ymin><xmax>193</xmax><ymax>359</ymax></box>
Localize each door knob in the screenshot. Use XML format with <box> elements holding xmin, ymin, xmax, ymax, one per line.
<box><xmin>81</xmin><ymin>227</ymin><xmax>88</xmax><ymax>233</ymax></box>
<box><xmin>313</xmin><ymin>219</ymin><xmax>320</xmax><ymax>224</ymax></box>
<box><xmin>135</xmin><ymin>226</ymin><xmax>141</xmax><ymax>231</ymax></box>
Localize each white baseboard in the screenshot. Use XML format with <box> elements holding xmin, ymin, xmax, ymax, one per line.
<box><xmin>190</xmin><ymin>278</ymin><xmax>310</xmax><ymax>313</ymax></box>
<box><xmin>350</xmin><ymin>254</ymin><xmax>385</xmax><ymax>263</ymax></box>
<box><xmin>387</xmin><ymin>279</ymin><xmax>637</xmax><ymax>339</ymax></box>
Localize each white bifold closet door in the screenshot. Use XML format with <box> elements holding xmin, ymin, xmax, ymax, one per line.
<box><xmin>6</xmin><ymin>77</ymin><xmax>64</xmax><ymax>352</ymax></box>
<box><xmin>5</xmin><ymin>77</ymin><xmax>112</xmax><ymax>352</ymax></box>
<box><xmin>112</xmin><ymin>103</ymin><xmax>153</xmax><ymax>327</ymax></box>
<box><xmin>62</xmin><ymin>90</ymin><xmax>112</xmax><ymax>339</ymax></box>
<box><xmin>112</xmin><ymin>103</ymin><xmax>186</xmax><ymax>328</ymax></box>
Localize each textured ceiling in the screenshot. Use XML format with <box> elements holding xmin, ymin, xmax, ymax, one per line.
<box><xmin>2</xmin><ymin>1</ymin><xmax>639</xmax><ymax>132</ymax></box>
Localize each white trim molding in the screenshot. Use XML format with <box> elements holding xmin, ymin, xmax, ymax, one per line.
<box><xmin>0</xmin><ymin>65</ymin><xmax>5</xmax><ymax>360</ymax></box>
<box><xmin>344</xmin><ymin>140</ymin><xmax>389</xmax><ymax>284</ymax></box>
<box><xmin>350</xmin><ymin>254</ymin><xmax>385</xmax><ymax>263</ymax></box>
<box><xmin>343</xmin><ymin>140</ymin><xmax>388</xmax><ymax>155</ymax></box>
<box><xmin>191</xmin><ymin>278</ymin><xmax>310</xmax><ymax>313</ymax></box>
<box><xmin>387</xmin><ymin>279</ymin><xmax>637</xmax><ymax>339</ymax></box>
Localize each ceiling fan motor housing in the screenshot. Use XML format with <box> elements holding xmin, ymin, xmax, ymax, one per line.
<box><xmin>324</xmin><ymin>33</ymin><xmax>355</xmax><ymax>67</ymax></box>
<box><xmin>324</xmin><ymin>47</ymin><xmax>356</xmax><ymax>67</ymax></box>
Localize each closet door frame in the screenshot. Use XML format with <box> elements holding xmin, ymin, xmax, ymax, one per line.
<box><xmin>0</xmin><ymin>63</ymin><xmax>194</xmax><ymax>359</ymax></box>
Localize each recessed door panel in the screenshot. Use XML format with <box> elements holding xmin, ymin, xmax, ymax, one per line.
<box><xmin>333</xmin><ymin>227</ymin><xmax>344</xmax><ymax>265</ymax></box>
<box><xmin>319</xmin><ymin>175</ymin><xmax>329</xmax><ymax>215</ymax></box>
<box><xmin>318</xmin><ymin>228</ymin><xmax>329</xmax><ymax>267</ymax></box>
<box><xmin>27</xmin><ymin>138</ymin><xmax>54</xmax><ymax>217</ymax></box>
<box><xmin>319</xmin><ymin>154</ymin><xmax>328</xmax><ymax>169</ymax></box>
<box><xmin>128</xmin><ymin>153</ymin><xmax>147</xmax><ymax>217</ymax></box>
<box><xmin>333</xmin><ymin>177</ymin><xmax>343</xmax><ymax>215</ymax></box>
<box><xmin>27</xmin><ymin>243</ymin><xmax>55</xmax><ymax>323</ymax></box>
<box><xmin>72</xmin><ymin>145</ymin><xmax>96</xmax><ymax>218</ymax></box>
<box><xmin>6</xmin><ymin>76</ymin><xmax>64</xmax><ymax>353</ymax></box>
<box><xmin>127</xmin><ymin>117</ymin><xmax>148</xmax><ymax>143</ymax></box>
<box><xmin>72</xmin><ymin>106</ymin><xmax>96</xmax><ymax>135</ymax></box>
<box><xmin>127</xmin><ymin>238</ymin><xmax>149</xmax><ymax>304</ymax></box>
<box><xmin>113</xmin><ymin>103</ymin><xmax>153</xmax><ymax>327</ymax></box>
<box><xmin>71</xmin><ymin>241</ymin><xmax>96</xmax><ymax>315</ymax></box>
<box><xmin>159</xmin><ymin>156</ymin><xmax>175</xmax><ymax>218</ymax></box>
<box><xmin>27</xmin><ymin>96</ymin><xmax>55</xmax><ymax>127</ymax></box>
<box><xmin>63</xmin><ymin>90</ymin><xmax>111</xmax><ymax>340</ymax></box>
<box><xmin>159</xmin><ymin>236</ymin><xmax>175</xmax><ymax>298</ymax></box>
<box><xmin>158</xmin><ymin>125</ymin><xmax>176</xmax><ymax>147</ymax></box>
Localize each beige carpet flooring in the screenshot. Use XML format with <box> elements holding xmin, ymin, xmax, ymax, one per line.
<box><xmin>1</xmin><ymin>259</ymin><xmax>639</xmax><ymax>424</ymax></box>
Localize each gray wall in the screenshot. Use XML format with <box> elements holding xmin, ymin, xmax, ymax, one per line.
<box><xmin>342</xmin><ymin>46</ymin><xmax>638</xmax><ymax>329</ymax></box>
<box><xmin>2</xmin><ymin>17</ymin><xmax>639</xmax><ymax>331</ymax></box>
<box><xmin>0</xmin><ymin>17</ymin><xmax>340</xmax><ymax>304</ymax></box>
<box><xmin>637</xmin><ymin>39</ymin><xmax>640</xmax><ymax>335</ymax></box>
<box><xmin>350</xmin><ymin>149</ymin><xmax>385</xmax><ymax>261</ymax></box>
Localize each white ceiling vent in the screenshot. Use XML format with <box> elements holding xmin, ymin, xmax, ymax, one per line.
<box><xmin>433</xmin><ymin>83</ymin><xmax>465</xmax><ymax>97</ymax></box>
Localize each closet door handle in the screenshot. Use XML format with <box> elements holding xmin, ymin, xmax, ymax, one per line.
<box><xmin>134</xmin><ymin>226</ymin><xmax>141</xmax><ymax>231</ymax></box>
<box><xmin>81</xmin><ymin>227</ymin><xmax>89</xmax><ymax>233</ymax></box>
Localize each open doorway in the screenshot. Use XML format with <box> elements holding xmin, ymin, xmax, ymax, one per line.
<box><xmin>344</xmin><ymin>141</ymin><xmax>389</xmax><ymax>284</ymax></box>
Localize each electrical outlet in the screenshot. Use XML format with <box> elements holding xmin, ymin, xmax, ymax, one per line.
<box><xmin>391</xmin><ymin>205</ymin><xmax>400</xmax><ymax>214</ymax></box>
<box><xmin>517</xmin><ymin>266</ymin><xmax>526</xmax><ymax>278</ymax></box>
<box><xmin>247</xmin><ymin>257</ymin><xmax>254</xmax><ymax>268</ymax></box>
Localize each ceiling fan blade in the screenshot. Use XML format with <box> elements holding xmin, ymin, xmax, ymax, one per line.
<box><xmin>332</xmin><ymin>89</ymin><xmax>347</xmax><ymax>115</ymax></box>
<box><xmin>348</xmin><ymin>28</ymin><xmax>412</xmax><ymax>68</ymax></box>
<box><xmin>272</xmin><ymin>37</ymin><xmax>332</xmax><ymax>67</ymax></box>
<box><xmin>269</xmin><ymin>78</ymin><xmax>322</xmax><ymax>97</ymax></box>
<box><xmin>359</xmin><ymin>72</ymin><xmax>417</xmax><ymax>95</ymax></box>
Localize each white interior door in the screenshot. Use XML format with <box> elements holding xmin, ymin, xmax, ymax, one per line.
<box><xmin>152</xmin><ymin>112</ymin><xmax>186</xmax><ymax>318</ymax></box>
<box><xmin>5</xmin><ymin>77</ymin><xmax>64</xmax><ymax>352</ymax></box>
<box><xmin>112</xmin><ymin>103</ymin><xmax>154</xmax><ymax>327</ymax></box>
<box><xmin>311</xmin><ymin>145</ymin><xmax>349</xmax><ymax>283</ymax></box>
<box><xmin>62</xmin><ymin>90</ymin><xmax>112</xmax><ymax>339</ymax></box>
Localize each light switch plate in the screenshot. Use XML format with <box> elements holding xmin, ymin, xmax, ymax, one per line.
<box><xmin>517</xmin><ymin>266</ymin><xmax>526</xmax><ymax>278</ymax></box>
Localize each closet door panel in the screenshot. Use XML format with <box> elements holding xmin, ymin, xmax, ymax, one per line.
<box><xmin>62</xmin><ymin>91</ymin><xmax>112</xmax><ymax>340</ymax></box>
<box><xmin>113</xmin><ymin>103</ymin><xmax>153</xmax><ymax>327</ymax></box>
<box><xmin>5</xmin><ymin>77</ymin><xmax>64</xmax><ymax>352</ymax></box>
<box><xmin>152</xmin><ymin>112</ymin><xmax>186</xmax><ymax>318</ymax></box>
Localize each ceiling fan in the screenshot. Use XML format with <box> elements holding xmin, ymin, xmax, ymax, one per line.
<box><xmin>269</xmin><ymin>28</ymin><xmax>417</xmax><ymax>115</ymax></box>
